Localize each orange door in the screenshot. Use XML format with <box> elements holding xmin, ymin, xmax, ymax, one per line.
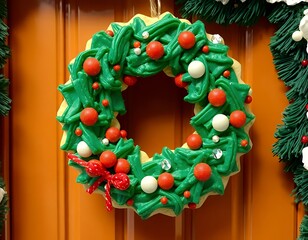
<box><xmin>5</xmin><ymin>1</ymin><xmax>298</xmax><ymax>239</ymax></box>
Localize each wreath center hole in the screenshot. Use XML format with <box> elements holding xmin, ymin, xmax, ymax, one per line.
<box><xmin>118</xmin><ymin>72</ymin><xmax>194</xmax><ymax>157</ymax></box>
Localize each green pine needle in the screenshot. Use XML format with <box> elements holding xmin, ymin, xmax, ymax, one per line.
<box><xmin>273</xmin><ymin>97</ymin><xmax>308</xmax><ymax>162</ymax></box>
<box><xmin>0</xmin><ymin>75</ymin><xmax>10</xmax><ymax>116</ymax></box>
<box><xmin>177</xmin><ymin>0</ymin><xmax>268</xmax><ymax>26</ymax></box>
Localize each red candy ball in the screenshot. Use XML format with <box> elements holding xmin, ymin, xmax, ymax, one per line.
<box><xmin>80</xmin><ymin>107</ymin><xmax>98</xmax><ymax>126</ymax></box>
<box><xmin>106</xmin><ymin>127</ymin><xmax>121</xmax><ymax>143</ymax></box>
<box><xmin>114</xmin><ymin>158</ymin><xmax>131</xmax><ymax>174</ymax></box>
<box><xmin>187</xmin><ymin>134</ymin><xmax>202</xmax><ymax>150</ymax></box>
<box><xmin>123</xmin><ymin>75</ymin><xmax>137</xmax><ymax>86</ymax></box>
<box><xmin>113</xmin><ymin>64</ymin><xmax>121</xmax><ymax>71</ymax></box>
<box><xmin>126</xmin><ymin>199</ymin><xmax>134</xmax><ymax>206</ymax></box>
<box><xmin>208</xmin><ymin>88</ymin><xmax>227</xmax><ymax>107</ymax></box>
<box><xmin>223</xmin><ymin>70</ymin><xmax>231</xmax><ymax>78</ymax></box>
<box><xmin>194</xmin><ymin>163</ymin><xmax>211</xmax><ymax>181</ymax></box>
<box><xmin>102</xmin><ymin>99</ymin><xmax>109</xmax><ymax>107</ymax></box>
<box><xmin>241</xmin><ymin>139</ymin><xmax>249</xmax><ymax>147</ymax></box>
<box><xmin>146</xmin><ymin>41</ymin><xmax>164</xmax><ymax>60</ymax></box>
<box><xmin>120</xmin><ymin>130</ymin><xmax>128</xmax><ymax>138</ymax></box>
<box><xmin>160</xmin><ymin>197</ymin><xmax>168</xmax><ymax>205</ymax></box>
<box><xmin>158</xmin><ymin>172</ymin><xmax>174</xmax><ymax>190</ymax></box>
<box><xmin>86</xmin><ymin>160</ymin><xmax>104</xmax><ymax>177</ymax></box>
<box><xmin>83</xmin><ymin>58</ymin><xmax>101</xmax><ymax>76</ymax></box>
<box><xmin>230</xmin><ymin>110</ymin><xmax>246</xmax><ymax>128</ymax></box>
<box><xmin>75</xmin><ymin>128</ymin><xmax>83</xmax><ymax>136</ymax></box>
<box><xmin>133</xmin><ymin>41</ymin><xmax>141</xmax><ymax>48</ymax></box>
<box><xmin>100</xmin><ymin>150</ymin><xmax>117</xmax><ymax>168</ymax></box>
<box><xmin>245</xmin><ymin>95</ymin><xmax>253</xmax><ymax>104</ymax></box>
<box><xmin>188</xmin><ymin>203</ymin><xmax>197</xmax><ymax>209</ymax></box>
<box><xmin>174</xmin><ymin>74</ymin><xmax>188</xmax><ymax>88</ymax></box>
<box><xmin>184</xmin><ymin>190</ymin><xmax>191</xmax><ymax>198</ymax></box>
<box><xmin>302</xmin><ymin>59</ymin><xmax>308</xmax><ymax>67</ymax></box>
<box><xmin>106</xmin><ymin>30</ymin><xmax>114</xmax><ymax>37</ymax></box>
<box><xmin>178</xmin><ymin>31</ymin><xmax>196</xmax><ymax>49</ymax></box>
<box><xmin>202</xmin><ymin>45</ymin><xmax>209</xmax><ymax>53</ymax></box>
<box><xmin>302</xmin><ymin>136</ymin><xmax>308</xmax><ymax>144</ymax></box>
<box><xmin>92</xmin><ymin>82</ymin><xmax>100</xmax><ymax>90</ymax></box>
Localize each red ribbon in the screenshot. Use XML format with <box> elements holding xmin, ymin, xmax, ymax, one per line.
<box><xmin>68</xmin><ymin>153</ymin><xmax>130</xmax><ymax>211</ymax></box>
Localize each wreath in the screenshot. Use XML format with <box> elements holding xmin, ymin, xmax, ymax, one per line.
<box><xmin>57</xmin><ymin>13</ymin><xmax>254</xmax><ymax>219</ymax></box>
<box><xmin>177</xmin><ymin>0</ymin><xmax>308</xmax><ymax>238</ymax></box>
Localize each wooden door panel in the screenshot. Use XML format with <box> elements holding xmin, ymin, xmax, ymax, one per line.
<box><xmin>6</xmin><ymin>1</ymin><xmax>297</xmax><ymax>239</ymax></box>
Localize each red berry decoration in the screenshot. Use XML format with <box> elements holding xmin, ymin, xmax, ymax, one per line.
<box><xmin>187</xmin><ymin>133</ymin><xmax>202</xmax><ymax>150</ymax></box>
<box><xmin>161</xmin><ymin>197</ymin><xmax>168</xmax><ymax>205</ymax></box>
<box><xmin>92</xmin><ymin>82</ymin><xmax>100</xmax><ymax>90</ymax></box>
<box><xmin>306</xmin><ymin>104</ymin><xmax>308</xmax><ymax>111</ymax></box>
<box><xmin>184</xmin><ymin>190</ymin><xmax>191</xmax><ymax>198</ymax></box>
<box><xmin>80</xmin><ymin>107</ymin><xmax>98</xmax><ymax>126</ymax></box>
<box><xmin>126</xmin><ymin>199</ymin><xmax>134</xmax><ymax>206</ymax></box>
<box><xmin>230</xmin><ymin>110</ymin><xmax>247</xmax><ymax>128</ymax></box>
<box><xmin>241</xmin><ymin>139</ymin><xmax>249</xmax><ymax>147</ymax></box>
<box><xmin>208</xmin><ymin>88</ymin><xmax>227</xmax><ymax>107</ymax></box>
<box><xmin>105</xmin><ymin>30</ymin><xmax>114</xmax><ymax>37</ymax></box>
<box><xmin>302</xmin><ymin>136</ymin><xmax>308</xmax><ymax>144</ymax></box>
<box><xmin>302</xmin><ymin>59</ymin><xmax>308</xmax><ymax>67</ymax></box>
<box><xmin>245</xmin><ymin>95</ymin><xmax>253</xmax><ymax>104</ymax></box>
<box><xmin>99</xmin><ymin>150</ymin><xmax>117</xmax><ymax>168</ymax></box>
<box><xmin>133</xmin><ymin>41</ymin><xmax>141</xmax><ymax>48</ymax></box>
<box><xmin>223</xmin><ymin>70</ymin><xmax>231</xmax><ymax>78</ymax></box>
<box><xmin>178</xmin><ymin>31</ymin><xmax>196</xmax><ymax>49</ymax></box>
<box><xmin>202</xmin><ymin>45</ymin><xmax>209</xmax><ymax>53</ymax></box>
<box><xmin>83</xmin><ymin>57</ymin><xmax>101</xmax><ymax>76</ymax></box>
<box><xmin>102</xmin><ymin>99</ymin><xmax>109</xmax><ymax>107</ymax></box>
<box><xmin>114</xmin><ymin>158</ymin><xmax>131</xmax><ymax>174</ymax></box>
<box><xmin>113</xmin><ymin>64</ymin><xmax>121</xmax><ymax>71</ymax></box>
<box><xmin>174</xmin><ymin>74</ymin><xmax>188</xmax><ymax>88</ymax></box>
<box><xmin>158</xmin><ymin>172</ymin><xmax>174</xmax><ymax>190</ymax></box>
<box><xmin>194</xmin><ymin>163</ymin><xmax>211</xmax><ymax>181</ymax></box>
<box><xmin>123</xmin><ymin>75</ymin><xmax>137</xmax><ymax>86</ymax></box>
<box><xmin>75</xmin><ymin>128</ymin><xmax>83</xmax><ymax>136</ymax></box>
<box><xmin>188</xmin><ymin>203</ymin><xmax>197</xmax><ymax>209</ymax></box>
<box><xmin>86</xmin><ymin>160</ymin><xmax>104</xmax><ymax>177</ymax></box>
<box><xmin>120</xmin><ymin>130</ymin><xmax>127</xmax><ymax>138</ymax></box>
<box><xmin>146</xmin><ymin>41</ymin><xmax>164</xmax><ymax>60</ymax></box>
<box><xmin>105</xmin><ymin>127</ymin><xmax>121</xmax><ymax>143</ymax></box>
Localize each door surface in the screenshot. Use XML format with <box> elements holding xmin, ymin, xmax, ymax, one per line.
<box><xmin>5</xmin><ymin>0</ymin><xmax>298</xmax><ymax>239</ymax></box>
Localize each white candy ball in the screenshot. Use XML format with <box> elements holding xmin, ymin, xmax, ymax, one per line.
<box><xmin>188</xmin><ymin>60</ymin><xmax>205</xmax><ymax>78</ymax></box>
<box><xmin>76</xmin><ymin>141</ymin><xmax>92</xmax><ymax>158</ymax></box>
<box><xmin>134</xmin><ymin>47</ymin><xmax>141</xmax><ymax>55</ymax></box>
<box><xmin>212</xmin><ymin>114</ymin><xmax>229</xmax><ymax>132</ymax></box>
<box><xmin>212</xmin><ymin>135</ymin><xmax>220</xmax><ymax>143</ymax></box>
<box><xmin>102</xmin><ymin>138</ymin><xmax>109</xmax><ymax>145</ymax></box>
<box><xmin>292</xmin><ymin>31</ymin><xmax>303</xmax><ymax>41</ymax></box>
<box><xmin>141</xmin><ymin>176</ymin><xmax>158</xmax><ymax>194</ymax></box>
<box><xmin>142</xmin><ymin>31</ymin><xmax>149</xmax><ymax>39</ymax></box>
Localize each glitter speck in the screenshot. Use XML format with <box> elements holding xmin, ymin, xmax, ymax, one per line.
<box><xmin>212</xmin><ymin>149</ymin><xmax>223</xmax><ymax>159</ymax></box>
<box><xmin>161</xmin><ymin>159</ymin><xmax>171</xmax><ymax>170</ymax></box>
<box><xmin>211</xmin><ymin>34</ymin><xmax>223</xmax><ymax>44</ymax></box>
<box><xmin>142</xmin><ymin>31</ymin><xmax>149</xmax><ymax>39</ymax></box>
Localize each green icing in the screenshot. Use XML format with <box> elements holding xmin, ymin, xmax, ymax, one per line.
<box><xmin>58</xmin><ymin>13</ymin><xmax>254</xmax><ymax>219</ymax></box>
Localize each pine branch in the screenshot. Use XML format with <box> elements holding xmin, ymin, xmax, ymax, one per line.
<box><xmin>177</xmin><ymin>0</ymin><xmax>269</xmax><ymax>26</ymax></box>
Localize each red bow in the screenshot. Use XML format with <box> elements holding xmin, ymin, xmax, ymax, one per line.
<box><xmin>68</xmin><ymin>153</ymin><xmax>130</xmax><ymax>211</ymax></box>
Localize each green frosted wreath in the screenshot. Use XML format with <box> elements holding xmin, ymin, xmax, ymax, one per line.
<box><xmin>57</xmin><ymin>12</ymin><xmax>254</xmax><ymax>219</ymax></box>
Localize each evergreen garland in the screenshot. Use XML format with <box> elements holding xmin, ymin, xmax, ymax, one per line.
<box><xmin>177</xmin><ymin>0</ymin><xmax>308</xmax><ymax>239</ymax></box>
<box><xmin>0</xmin><ymin>0</ymin><xmax>10</xmax><ymax>116</ymax></box>
<box><xmin>0</xmin><ymin>0</ymin><xmax>9</xmax><ymax>234</ymax></box>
